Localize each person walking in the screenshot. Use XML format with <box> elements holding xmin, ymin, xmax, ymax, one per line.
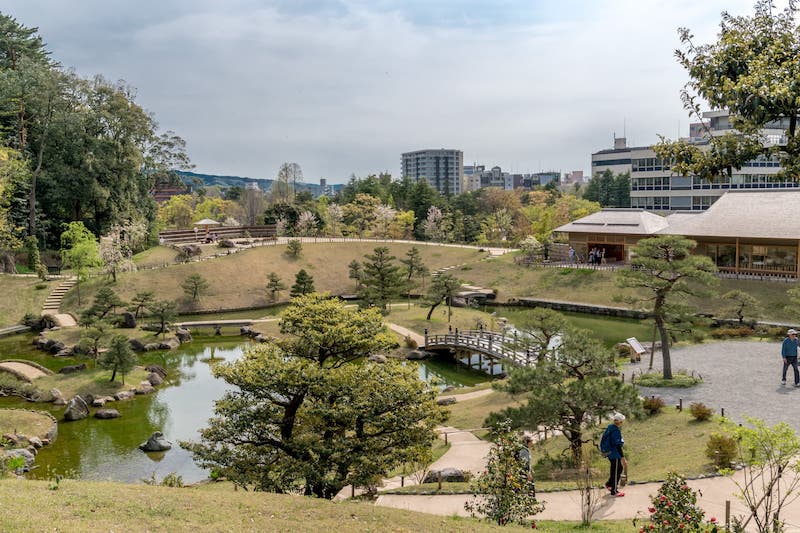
<box><xmin>568</xmin><ymin>246</ymin><xmax>576</xmax><ymax>264</ymax></box>
<box><xmin>602</xmin><ymin>412</ymin><xmax>627</xmax><ymax>497</ymax></box>
<box><xmin>781</xmin><ymin>328</ymin><xmax>800</xmax><ymax>386</ymax></box>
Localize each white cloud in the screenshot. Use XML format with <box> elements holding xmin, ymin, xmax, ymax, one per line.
<box><xmin>2</xmin><ymin>0</ymin><xmax>760</xmax><ymax>180</ymax></box>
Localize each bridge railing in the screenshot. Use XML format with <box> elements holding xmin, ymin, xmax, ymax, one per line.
<box><xmin>425</xmin><ymin>329</ymin><xmax>537</xmax><ymax>366</ymax></box>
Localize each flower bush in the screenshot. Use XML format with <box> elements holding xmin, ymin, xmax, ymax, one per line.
<box><xmin>639</xmin><ymin>473</ymin><xmax>720</xmax><ymax>532</ymax></box>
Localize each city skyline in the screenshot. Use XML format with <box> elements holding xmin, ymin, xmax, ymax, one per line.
<box><xmin>3</xmin><ymin>0</ymin><xmax>764</xmax><ymax>183</ymax></box>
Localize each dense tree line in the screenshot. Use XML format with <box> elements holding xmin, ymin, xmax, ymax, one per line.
<box><xmin>0</xmin><ymin>12</ymin><xmax>191</xmax><ymax>254</ymax></box>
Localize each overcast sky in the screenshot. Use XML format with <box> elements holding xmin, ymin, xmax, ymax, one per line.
<box><xmin>3</xmin><ymin>0</ymin><xmax>761</xmax><ymax>183</ymax></box>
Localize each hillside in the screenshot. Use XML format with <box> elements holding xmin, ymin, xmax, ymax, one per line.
<box><xmin>61</xmin><ymin>242</ymin><xmax>488</xmax><ymax>313</ymax></box>
<box><xmin>0</xmin><ymin>479</ymin><xmax>539</xmax><ymax>532</ymax></box>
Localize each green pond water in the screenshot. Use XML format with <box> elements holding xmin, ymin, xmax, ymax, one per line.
<box><xmin>0</xmin><ymin>310</ymin><xmax>655</xmax><ymax>484</ymax></box>
<box><xmin>0</xmin><ymin>338</ymin><xmax>484</xmax><ymax>484</ymax></box>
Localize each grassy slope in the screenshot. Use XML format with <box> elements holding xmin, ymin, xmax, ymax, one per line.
<box><xmin>0</xmin><ymin>276</ymin><xmax>55</xmax><ymax>326</ymax></box>
<box><xmin>461</xmin><ymin>253</ymin><xmax>797</xmax><ymax>322</ymax></box>
<box><xmin>0</xmin><ymin>478</ymin><xmax>596</xmax><ymax>533</ymax></box>
<box><xmin>62</xmin><ymin>242</ymin><xmax>486</xmax><ymax>314</ymax></box>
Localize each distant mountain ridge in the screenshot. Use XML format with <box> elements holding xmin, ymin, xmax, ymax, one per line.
<box><xmin>176</xmin><ymin>170</ymin><xmax>274</xmax><ymax>190</ymax></box>
<box><xmin>175</xmin><ymin>171</ymin><xmax>341</xmax><ymax>195</ymax></box>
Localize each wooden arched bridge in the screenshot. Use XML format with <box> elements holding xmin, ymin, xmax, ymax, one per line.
<box><xmin>423</xmin><ymin>328</ymin><xmax>538</xmax><ymax>374</ymax></box>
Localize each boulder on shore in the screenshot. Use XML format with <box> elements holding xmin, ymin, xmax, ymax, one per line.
<box><xmin>135</xmin><ymin>381</ymin><xmax>155</xmax><ymax>395</ymax></box>
<box><xmin>175</xmin><ymin>328</ymin><xmax>192</xmax><ymax>344</ymax></box>
<box><xmin>145</xmin><ymin>365</ymin><xmax>167</xmax><ymax>379</ymax></box>
<box><xmin>114</xmin><ymin>390</ymin><xmax>135</xmax><ymax>401</ymax></box>
<box><xmin>95</xmin><ymin>409</ymin><xmax>121</xmax><ymax>419</ymax></box>
<box><xmin>139</xmin><ymin>431</ymin><xmax>172</xmax><ymax>452</ymax></box>
<box><xmin>63</xmin><ymin>396</ymin><xmax>90</xmax><ymax>421</ymax></box>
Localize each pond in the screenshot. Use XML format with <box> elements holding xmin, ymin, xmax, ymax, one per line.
<box><xmin>0</xmin><ymin>339</ymin><xmax>483</xmax><ymax>484</ymax></box>
<box><xmin>0</xmin><ymin>309</ymin><xmax>656</xmax><ymax>483</ymax></box>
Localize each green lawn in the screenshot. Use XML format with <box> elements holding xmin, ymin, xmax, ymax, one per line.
<box><xmin>0</xmin><ymin>275</ymin><xmax>56</xmax><ymax>327</ymax></box>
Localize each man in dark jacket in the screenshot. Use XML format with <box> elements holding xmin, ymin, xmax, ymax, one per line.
<box><xmin>781</xmin><ymin>329</ymin><xmax>799</xmax><ymax>386</ymax></box>
<box><xmin>603</xmin><ymin>412</ymin><xmax>626</xmax><ymax>497</ymax></box>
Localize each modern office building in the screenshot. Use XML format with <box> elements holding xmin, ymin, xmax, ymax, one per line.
<box><xmin>591</xmin><ymin>111</ymin><xmax>799</xmax><ymax>211</ymax></box>
<box><xmin>401</xmin><ymin>149</ymin><xmax>464</xmax><ymax>196</ymax></box>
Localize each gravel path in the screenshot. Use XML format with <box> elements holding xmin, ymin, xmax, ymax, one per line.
<box><xmin>631</xmin><ymin>340</ymin><xmax>799</xmax><ymax>431</ymax></box>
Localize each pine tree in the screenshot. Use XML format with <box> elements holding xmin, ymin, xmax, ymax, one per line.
<box><xmin>99</xmin><ymin>334</ymin><xmax>137</xmax><ymax>384</ymax></box>
<box><xmin>266</xmin><ymin>272</ymin><xmax>286</xmax><ymax>302</ymax></box>
<box><xmin>359</xmin><ymin>246</ymin><xmax>404</xmax><ymax>313</ymax></box>
<box><xmin>290</xmin><ymin>269</ymin><xmax>315</xmax><ymax>298</ymax></box>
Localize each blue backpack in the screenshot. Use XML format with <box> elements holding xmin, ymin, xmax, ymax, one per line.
<box><xmin>599</xmin><ymin>427</ymin><xmax>613</xmax><ymax>457</ymax></box>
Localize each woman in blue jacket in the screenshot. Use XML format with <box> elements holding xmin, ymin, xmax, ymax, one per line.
<box><xmin>604</xmin><ymin>412</ymin><xmax>627</xmax><ymax>497</ymax></box>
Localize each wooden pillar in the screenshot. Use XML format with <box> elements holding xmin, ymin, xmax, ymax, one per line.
<box><xmin>478</xmin><ymin>352</ymin><xmax>482</xmax><ymax>371</ymax></box>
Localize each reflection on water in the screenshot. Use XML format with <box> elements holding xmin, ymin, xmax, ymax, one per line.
<box><xmin>0</xmin><ymin>342</ymin><xmax>478</xmax><ymax>484</ymax></box>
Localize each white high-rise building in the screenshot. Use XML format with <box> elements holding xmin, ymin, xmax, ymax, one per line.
<box><xmin>401</xmin><ymin>149</ymin><xmax>463</xmax><ymax>196</ymax></box>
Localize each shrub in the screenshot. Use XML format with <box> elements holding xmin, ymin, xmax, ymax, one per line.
<box><xmin>710</xmin><ymin>327</ymin><xmax>754</xmax><ymax>339</ymax></box>
<box><xmin>705</xmin><ymin>433</ymin><xmax>737</xmax><ymax>469</ymax></box>
<box><xmin>217</xmin><ymin>239</ymin><xmax>236</xmax><ymax>248</ymax></box>
<box><xmin>635</xmin><ymin>371</ymin><xmax>702</xmax><ymax>388</ymax></box>
<box><xmin>642</xmin><ymin>396</ymin><xmax>666</xmax><ymax>415</ymax></box>
<box><xmin>404</xmin><ymin>335</ymin><xmax>418</xmax><ymax>349</ymax></box>
<box><xmin>638</xmin><ymin>472</ymin><xmax>720</xmax><ymax>532</ymax></box>
<box><xmin>34</xmin><ymin>283</ymin><xmax>48</xmax><ymax>290</ymax></box>
<box><xmin>161</xmin><ymin>472</ymin><xmax>185</xmax><ymax>487</ymax></box>
<box><xmin>690</xmin><ymin>402</ymin><xmax>714</xmax><ymax>421</ymax></box>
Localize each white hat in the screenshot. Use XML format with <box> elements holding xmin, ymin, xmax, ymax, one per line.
<box><xmin>612</xmin><ymin>412</ymin><xmax>626</xmax><ymax>421</ymax></box>
<box><xmin>789</xmin><ymin>329</ymin><xmax>798</xmax><ymax>335</ymax></box>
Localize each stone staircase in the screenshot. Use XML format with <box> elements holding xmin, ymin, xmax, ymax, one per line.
<box><xmin>42</xmin><ymin>277</ymin><xmax>77</xmax><ymax>316</ymax></box>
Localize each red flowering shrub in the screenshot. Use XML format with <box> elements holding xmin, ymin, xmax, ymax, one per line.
<box><xmin>638</xmin><ymin>473</ymin><xmax>721</xmax><ymax>532</ymax></box>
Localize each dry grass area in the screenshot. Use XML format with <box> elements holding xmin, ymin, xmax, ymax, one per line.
<box><xmin>0</xmin><ymin>478</ymin><xmax>537</xmax><ymax>532</ymax></box>
<box><xmin>0</xmin><ymin>409</ymin><xmax>54</xmax><ymax>438</ymax></box>
<box><xmin>0</xmin><ymin>275</ymin><xmax>55</xmax><ymax>326</ymax></box>
<box><xmin>64</xmin><ymin>242</ymin><xmax>486</xmax><ymax>313</ymax></box>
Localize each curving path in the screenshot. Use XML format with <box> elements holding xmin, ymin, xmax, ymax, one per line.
<box><xmin>0</xmin><ymin>361</ymin><xmax>48</xmax><ymax>381</ymax></box>
<box><xmin>375</xmin><ymin>339</ymin><xmax>800</xmax><ymax>530</ymax></box>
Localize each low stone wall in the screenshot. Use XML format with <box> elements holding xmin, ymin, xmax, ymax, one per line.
<box><xmin>504</xmin><ymin>298</ymin><xmax>650</xmax><ymax>320</ymax></box>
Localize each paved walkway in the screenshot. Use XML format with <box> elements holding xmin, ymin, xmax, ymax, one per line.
<box><xmin>632</xmin><ymin>340</ymin><xmax>800</xmax><ymax>431</ymax></box>
<box><xmin>375</xmin><ymin>339</ymin><xmax>800</xmax><ymax>530</ymax></box>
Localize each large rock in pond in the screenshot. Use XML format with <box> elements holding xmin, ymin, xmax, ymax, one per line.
<box><xmin>405</xmin><ymin>350</ymin><xmax>430</xmax><ymax>360</ymax></box>
<box><xmin>147</xmin><ymin>372</ymin><xmax>163</xmax><ymax>386</ymax></box>
<box><xmin>95</xmin><ymin>409</ymin><xmax>121</xmax><ymax>419</ymax></box>
<box><xmin>139</xmin><ymin>431</ymin><xmax>171</xmax><ymax>452</ymax></box>
<box><xmin>63</xmin><ymin>396</ymin><xmax>90</xmax><ymax>421</ymax></box>
<box><xmin>175</xmin><ymin>328</ymin><xmax>192</xmax><ymax>344</ymax></box>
